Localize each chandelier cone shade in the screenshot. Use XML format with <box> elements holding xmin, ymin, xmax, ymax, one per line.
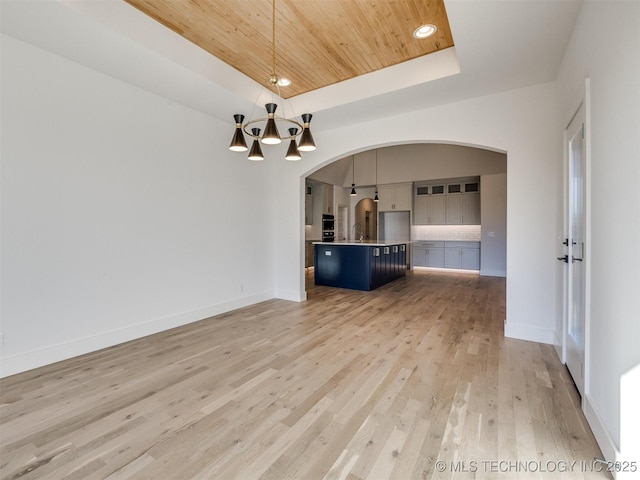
<box><xmin>227</xmin><ymin>0</ymin><xmax>316</xmax><ymax>161</ymax></box>
<box><xmin>229</xmin><ymin>114</ymin><xmax>248</xmax><ymax>152</ymax></box>
<box><xmin>285</xmin><ymin>128</ymin><xmax>302</xmax><ymax>161</ymax></box>
<box><xmin>261</xmin><ymin>103</ymin><xmax>281</xmax><ymax>145</ymax></box>
<box><xmin>298</xmin><ymin>113</ymin><xmax>316</xmax><ymax>152</ymax></box>
<box><xmin>247</xmin><ymin>128</ymin><xmax>264</xmax><ymax>161</ymax></box>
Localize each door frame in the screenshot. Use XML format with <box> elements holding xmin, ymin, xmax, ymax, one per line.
<box><xmin>561</xmin><ymin>78</ymin><xmax>592</xmax><ymax>401</ymax></box>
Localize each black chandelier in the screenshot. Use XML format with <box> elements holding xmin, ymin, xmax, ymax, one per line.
<box><xmin>228</xmin><ymin>0</ymin><xmax>316</xmax><ymax>161</ymax></box>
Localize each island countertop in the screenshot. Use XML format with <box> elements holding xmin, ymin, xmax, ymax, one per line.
<box><xmin>312</xmin><ymin>240</ymin><xmax>410</xmax><ymax>246</ymax></box>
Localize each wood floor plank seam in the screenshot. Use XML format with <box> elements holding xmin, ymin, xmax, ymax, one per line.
<box><xmin>0</xmin><ymin>270</ymin><xmax>609</xmax><ymax>479</ymax></box>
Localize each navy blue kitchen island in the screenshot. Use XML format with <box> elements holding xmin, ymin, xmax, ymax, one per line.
<box><xmin>313</xmin><ymin>241</ymin><xmax>408</xmax><ymax>291</ymax></box>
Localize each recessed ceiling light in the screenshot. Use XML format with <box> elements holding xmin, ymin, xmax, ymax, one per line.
<box><xmin>413</xmin><ymin>24</ymin><xmax>437</xmax><ymax>39</ymax></box>
<box><xmin>277</xmin><ymin>77</ymin><xmax>292</xmax><ymax>87</ymax></box>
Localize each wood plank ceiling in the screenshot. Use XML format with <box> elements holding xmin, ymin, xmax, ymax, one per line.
<box><xmin>124</xmin><ymin>0</ymin><xmax>454</xmax><ymax>98</ymax></box>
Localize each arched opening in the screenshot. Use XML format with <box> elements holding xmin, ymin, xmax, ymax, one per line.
<box><xmin>354</xmin><ymin>198</ymin><xmax>378</xmax><ymax>242</ymax></box>
<box><xmin>303</xmin><ymin>142</ymin><xmax>507</xmax><ymax>293</ymax></box>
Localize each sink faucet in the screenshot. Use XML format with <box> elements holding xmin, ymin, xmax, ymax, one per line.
<box><xmin>352</xmin><ymin>223</ymin><xmax>364</xmax><ymax>242</ymax></box>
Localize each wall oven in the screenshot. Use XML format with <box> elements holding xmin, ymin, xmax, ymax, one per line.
<box><xmin>322</xmin><ymin>214</ymin><xmax>335</xmax><ymax>231</ymax></box>
<box><xmin>322</xmin><ymin>214</ymin><xmax>335</xmax><ymax>242</ymax></box>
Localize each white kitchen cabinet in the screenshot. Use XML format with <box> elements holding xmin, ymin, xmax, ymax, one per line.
<box><xmin>414</xmin><ymin>195</ymin><xmax>446</xmax><ymax>224</ymax></box>
<box><xmin>445</xmin><ymin>195</ymin><xmax>462</xmax><ymax>224</ymax></box>
<box><xmin>445</xmin><ymin>193</ymin><xmax>480</xmax><ymax>225</ymax></box>
<box><xmin>305</xmin><ymin>193</ymin><xmax>313</xmax><ymax>225</ymax></box>
<box><xmin>378</xmin><ymin>183</ymin><xmax>412</xmax><ymax>211</ymax></box>
<box><xmin>414</xmin><ymin>178</ymin><xmax>478</xmax><ymax>225</ymax></box>
<box><xmin>322</xmin><ymin>184</ymin><xmax>334</xmax><ymax>215</ymax></box>
<box><xmin>414</xmin><ymin>197</ymin><xmax>428</xmax><ymax>223</ymax></box>
<box><xmin>444</xmin><ymin>241</ymin><xmax>480</xmax><ymax>270</ymax></box>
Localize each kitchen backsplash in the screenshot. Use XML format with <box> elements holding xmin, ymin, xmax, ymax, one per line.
<box><xmin>412</xmin><ymin>225</ymin><xmax>481</xmax><ymax>241</ymax></box>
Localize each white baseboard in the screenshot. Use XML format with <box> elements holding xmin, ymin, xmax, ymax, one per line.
<box><xmin>0</xmin><ymin>290</ymin><xmax>274</xmax><ymax>378</ymax></box>
<box><xmin>275</xmin><ymin>289</ymin><xmax>307</xmax><ymax>302</ymax></box>
<box><xmin>583</xmin><ymin>394</ymin><xmax>621</xmax><ymax>478</ymax></box>
<box><xmin>480</xmin><ymin>268</ymin><xmax>506</xmax><ymax>277</ymax></box>
<box><xmin>552</xmin><ymin>329</ymin><xmax>564</xmax><ymax>362</ymax></box>
<box><xmin>504</xmin><ymin>322</ymin><xmax>555</xmax><ymax>345</ymax></box>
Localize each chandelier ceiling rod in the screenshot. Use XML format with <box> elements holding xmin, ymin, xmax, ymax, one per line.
<box><xmin>350</xmin><ymin>157</ymin><xmax>357</xmax><ymax>196</ymax></box>
<box><xmin>271</xmin><ymin>0</ymin><xmax>276</xmax><ymax>81</ymax></box>
<box><xmin>228</xmin><ymin>0</ymin><xmax>316</xmax><ymax>161</ymax></box>
<box><xmin>374</xmin><ymin>150</ymin><xmax>379</xmax><ymax>202</ymax></box>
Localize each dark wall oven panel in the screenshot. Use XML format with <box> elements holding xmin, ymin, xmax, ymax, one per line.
<box><xmin>322</xmin><ymin>214</ymin><xmax>335</xmax><ymax>242</ymax></box>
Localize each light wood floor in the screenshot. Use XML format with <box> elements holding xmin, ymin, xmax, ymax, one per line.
<box><xmin>1</xmin><ymin>270</ymin><xmax>607</xmax><ymax>479</ymax></box>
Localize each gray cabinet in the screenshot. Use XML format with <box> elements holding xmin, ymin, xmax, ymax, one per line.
<box><xmin>412</xmin><ymin>241</ymin><xmax>445</xmax><ymax>267</ymax></box>
<box><xmin>378</xmin><ymin>183</ymin><xmax>412</xmax><ymax>211</ymax></box>
<box><xmin>414</xmin><ymin>195</ymin><xmax>446</xmax><ymax>225</ymax></box>
<box><xmin>445</xmin><ymin>193</ymin><xmax>480</xmax><ymax>225</ymax></box>
<box><xmin>444</xmin><ymin>241</ymin><xmax>480</xmax><ymax>270</ymax></box>
<box><xmin>414</xmin><ymin>241</ymin><xmax>480</xmax><ymax>270</ymax></box>
<box><xmin>414</xmin><ymin>178</ymin><xmax>480</xmax><ymax>225</ymax></box>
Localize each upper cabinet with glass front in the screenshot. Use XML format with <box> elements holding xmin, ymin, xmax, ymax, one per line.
<box><xmin>414</xmin><ymin>183</ymin><xmax>446</xmax><ymax>224</ymax></box>
<box><xmin>414</xmin><ymin>177</ymin><xmax>480</xmax><ymax>225</ymax></box>
<box><xmin>446</xmin><ymin>181</ymin><xmax>479</xmax><ymax>195</ymax></box>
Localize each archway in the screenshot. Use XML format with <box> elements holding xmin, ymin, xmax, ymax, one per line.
<box><xmin>302</xmin><ymin>142</ymin><xmax>507</xmax><ymax>293</ymax></box>
<box><xmin>353</xmin><ymin>197</ymin><xmax>377</xmax><ymax>242</ymax></box>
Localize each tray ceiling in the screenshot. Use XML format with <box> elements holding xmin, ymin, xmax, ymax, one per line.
<box><xmin>123</xmin><ymin>0</ymin><xmax>454</xmax><ymax>98</ymax></box>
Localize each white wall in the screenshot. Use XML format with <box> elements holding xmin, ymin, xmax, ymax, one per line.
<box><xmin>274</xmin><ymin>81</ymin><xmax>562</xmax><ymax>345</ymax></box>
<box><xmin>554</xmin><ymin>0</ymin><xmax>640</xmax><ymax>465</ymax></box>
<box><xmin>360</xmin><ymin>144</ymin><xmax>506</xmax><ymax>187</ymax></box>
<box><xmin>0</xmin><ymin>35</ymin><xmax>277</xmax><ymax>377</ymax></box>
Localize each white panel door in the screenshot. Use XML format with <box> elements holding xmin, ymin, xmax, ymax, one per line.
<box><xmin>563</xmin><ymin>103</ymin><xmax>587</xmax><ymax>396</ymax></box>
